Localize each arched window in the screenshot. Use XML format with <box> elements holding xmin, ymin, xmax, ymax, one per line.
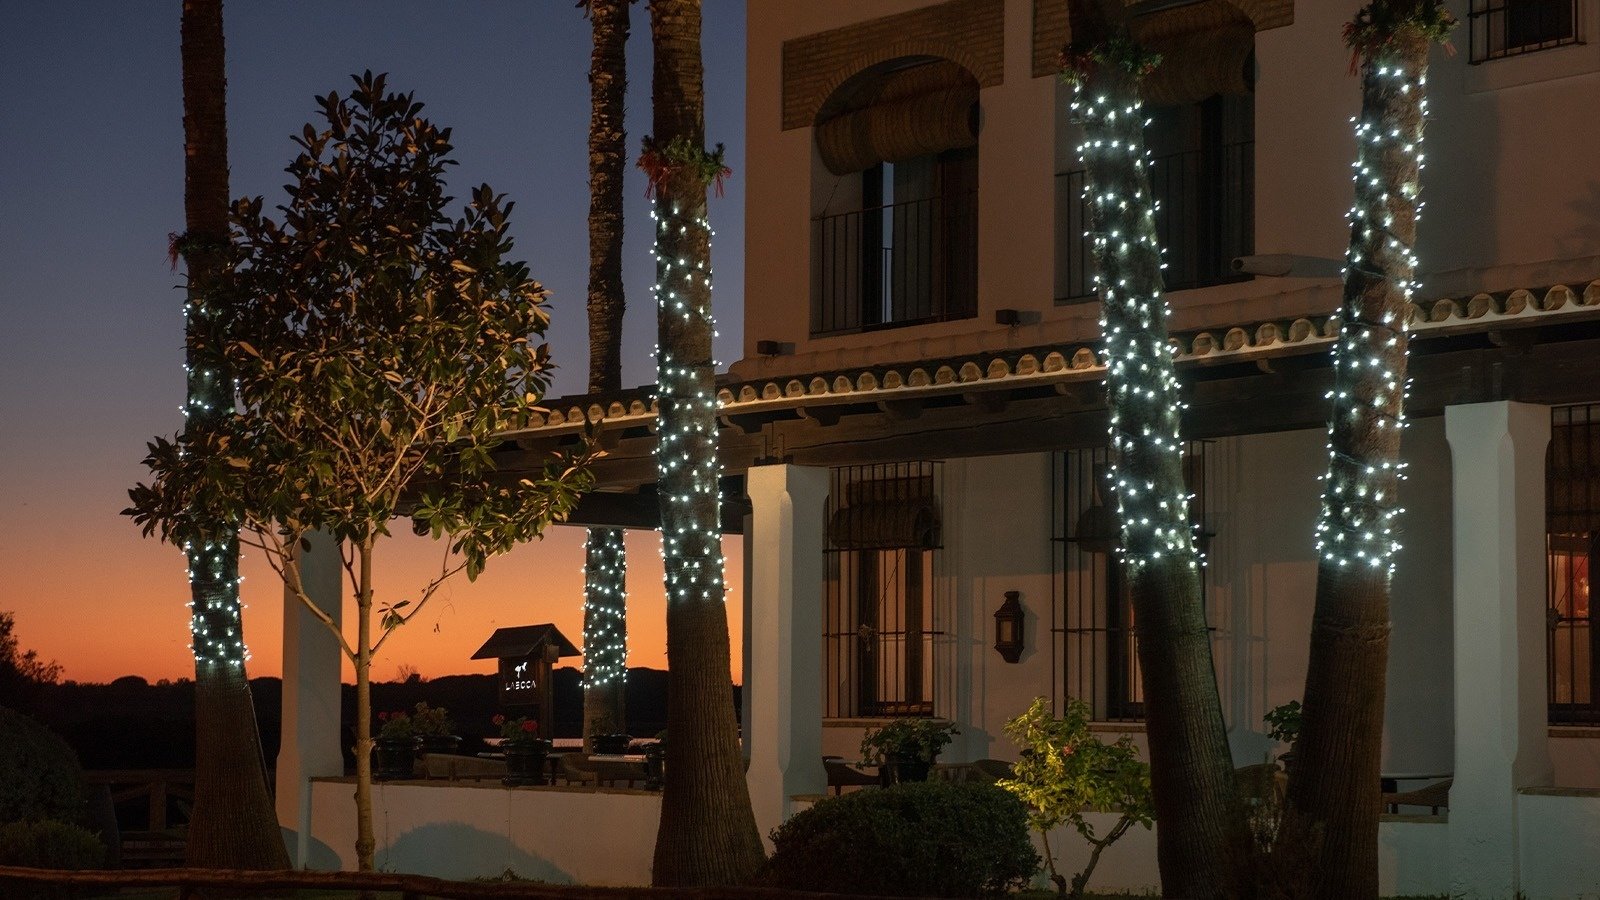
<box><xmin>810</xmin><ymin>58</ymin><xmax>980</xmax><ymax>336</ymax></box>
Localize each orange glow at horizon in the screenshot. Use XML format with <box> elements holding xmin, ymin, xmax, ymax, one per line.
<box><xmin>13</xmin><ymin>514</ymin><xmax>743</xmax><ymax>686</ymax></box>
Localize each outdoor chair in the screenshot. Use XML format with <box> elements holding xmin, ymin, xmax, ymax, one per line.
<box><xmin>556</xmin><ymin>753</ymin><xmax>599</xmax><ymax>786</ymax></box>
<box><xmin>823</xmin><ymin>755</ymin><xmax>878</xmax><ymax>794</ymax></box>
<box><xmin>1383</xmin><ymin>778</ymin><xmax>1452</xmax><ymax>815</ymax></box>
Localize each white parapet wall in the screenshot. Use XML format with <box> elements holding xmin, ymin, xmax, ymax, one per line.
<box><xmin>1518</xmin><ymin>788</ymin><xmax>1600</xmax><ymax>900</ymax></box>
<box><xmin>307</xmin><ymin>779</ymin><xmax>660</xmax><ymax>886</ymax></box>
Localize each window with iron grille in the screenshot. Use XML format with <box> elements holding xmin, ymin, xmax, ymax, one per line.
<box><xmin>1548</xmin><ymin>404</ymin><xmax>1599</xmax><ymax>725</ymax></box>
<box><xmin>1469</xmin><ymin>0</ymin><xmax>1580</xmax><ymax>63</ymax></box>
<box><xmin>1056</xmin><ymin>93</ymin><xmax>1254</xmax><ymax>303</ymax></box>
<box><xmin>1052</xmin><ymin>443</ymin><xmax>1213</xmax><ymax>721</ymax></box>
<box><xmin>823</xmin><ymin>462</ymin><xmax>945</xmax><ymax>718</ymax></box>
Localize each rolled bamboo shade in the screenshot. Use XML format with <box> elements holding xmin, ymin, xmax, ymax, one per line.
<box><xmin>1131</xmin><ymin>0</ymin><xmax>1256</xmax><ymax>107</ymax></box>
<box><xmin>815</xmin><ymin>58</ymin><xmax>979</xmax><ymax>176</ymax></box>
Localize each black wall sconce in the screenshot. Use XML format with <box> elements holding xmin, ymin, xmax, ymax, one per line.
<box><xmin>994</xmin><ymin>591</ymin><xmax>1024</xmax><ymax>663</ymax></box>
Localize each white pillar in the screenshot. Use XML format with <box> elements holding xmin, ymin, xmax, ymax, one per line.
<box><xmin>1445</xmin><ymin>401</ymin><xmax>1553</xmax><ymax>898</ymax></box>
<box><xmin>744</xmin><ymin>464</ymin><xmax>828</xmax><ymax>848</ymax></box>
<box><xmin>275</xmin><ymin>530</ymin><xmax>344</xmax><ymax>868</ymax></box>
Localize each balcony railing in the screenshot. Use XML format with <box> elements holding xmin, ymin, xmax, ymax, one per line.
<box><xmin>1056</xmin><ymin>141</ymin><xmax>1254</xmax><ymax>303</ymax></box>
<box><xmin>811</xmin><ymin>193</ymin><xmax>977</xmax><ymax>336</ymax></box>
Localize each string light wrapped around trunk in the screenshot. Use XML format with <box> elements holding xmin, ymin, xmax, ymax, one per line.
<box><xmin>582</xmin><ymin>528</ymin><xmax>628</xmax><ymax>688</ymax></box>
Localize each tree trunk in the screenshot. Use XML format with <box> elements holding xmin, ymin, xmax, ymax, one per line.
<box><xmin>354</xmin><ymin>539</ymin><xmax>376</xmax><ymax>874</ymax></box>
<box><xmin>581</xmin><ymin>0</ymin><xmax>630</xmax><ymax>752</ymax></box>
<box><xmin>1068</xmin><ymin>9</ymin><xmax>1242</xmax><ymax>894</ymax></box>
<box><xmin>1287</xmin><ymin>15</ymin><xmax>1435</xmax><ymax>898</ymax></box>
<box><xmin>647</xmin><ymin>0</ymin><xmax>765</xmax><ymax>886</ymax></box>
<box><xmin>180</xmin><ymin>0</ymin><xmax>288</xmax><ymax>871</ymax></box>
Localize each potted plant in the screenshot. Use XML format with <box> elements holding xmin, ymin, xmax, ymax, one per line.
<box><xmin>374</xmin><ymin>710</ymin><xmax>420</xmax><ymax>780</ymax></box>
<box><xmin>1264</xmin><ymin>700</ymin><xmax>1302</xmax><ymax>772</ymax></box>
<box><xmin>495</xmin><ymin>715</ymin><xmax>551</xmax><ymax>787</ymax></box>
<box><xmin>411</xmin><ymin>702</ymin><xmax>459</xmax><ymax>755</ymax></box>
<box><xmin>860</xmin><ymin>718</ymin><xmax>959</xmax><ymax>785</ymax></box>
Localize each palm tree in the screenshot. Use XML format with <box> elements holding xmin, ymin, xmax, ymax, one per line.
<box><xmin>1061</xmin><ymin>1</ymin><xmax>1240</xmax><ymax>895</ymax></box>
<box><xmin>1287</xmin><ymin>4</ymin><xmax>1454</xmax><ymax>896</ymax></box>
<box><xmin>580</xmin><ymin>0</ymin><xmax>631</xmax><ymax>752</ymax></box>
<box><xmin>175</xmin><ymin>0</ymin><xmax>288</xmax><ymax>870</ymax></box>
<box><xmin>644</xmin><ymin>0</ymin><xmax>765</xmax><ymax>885</ymax></box>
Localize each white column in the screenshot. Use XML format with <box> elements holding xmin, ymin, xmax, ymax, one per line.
<box><xmin>744</xmin><ymin>464</ymin><xmax>828</xmax><ymax>848</ymax></box>
<box><xmin>275</xmin><ymin>530</ymin><xmax>344</xmax><ymax>868</ymax></box>
<box><xmin>1445</xmin><ymin>401</ymin><xmax>1553</xmax><ymax>898</ymax></box>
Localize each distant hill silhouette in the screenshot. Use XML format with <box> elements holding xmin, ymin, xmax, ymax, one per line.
<box><xmin>32</xmin><ymin>668</ymin><xmax>740</xmax><ymax>771</ymax></box>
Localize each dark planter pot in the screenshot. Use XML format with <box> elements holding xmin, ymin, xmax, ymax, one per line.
<box><xmin>879</xmin><ymin>756</ymin><xmax>932</xmax><ymax>786</ymax></box>
<box><xmin>502</xmin><ymin>740</ymin><xmax>552</xmax><ymax>787</ymax></box>
<box><xmin>374</xmin><ymin>737</ymin><xmax>419</xmax><ymax>780</ymax></box>
<box><xmin>418</xmin><ymin>734</ymin><xmax>461</xmax><ymax>755</ymax></box>
<box><xmin>593</xmin><ymin>733</ymin><xmax>633</xmax><ymax>755</ymax></box>
<box><xmin>644</xmin><ymin>743</ymin><xmax>666</xmax><ymax>790</ymax></box>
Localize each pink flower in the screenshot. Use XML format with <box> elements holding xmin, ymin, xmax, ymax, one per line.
<box><xmin>492</xmin><ymin>714</ymin><xmax>505</xmax><ymax>726</ymax></box>
<box><xmin>378</xmin><ymin>712</ymin><xmax>389</xmax><ymax>721</ymax></box>
<box><xmin>521</xmin><ymin>720</ymin><xmax>537</xmax><ymax>734</ymax></box>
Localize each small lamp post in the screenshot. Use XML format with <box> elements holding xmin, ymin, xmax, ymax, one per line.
<box><xmin>994</xmin><ymin>591</ymin><xmax>1024</xmax><ymax>663</ymax></box>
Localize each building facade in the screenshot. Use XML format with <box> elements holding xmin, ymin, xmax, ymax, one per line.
<box><xmin>275</xmin><ymin>0</ymin><xmax>1600</xmax><ymax>894</ymax></box>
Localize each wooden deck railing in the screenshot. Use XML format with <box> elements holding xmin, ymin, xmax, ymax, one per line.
<box><xmin>82</xmin><ymin>769</ymin><xmax>196</xmax><ymax>866</ymax></box>
<box><xmin>0</xmin><ymin>866</ymin><xmax>900</xmax><ymax>899</ymax></box>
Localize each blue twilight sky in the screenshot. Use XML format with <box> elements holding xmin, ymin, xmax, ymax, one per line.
<box><xmin>0</xmin><ymin>1</ymin><xmax>748</xmax><ymax>682</ymax></box>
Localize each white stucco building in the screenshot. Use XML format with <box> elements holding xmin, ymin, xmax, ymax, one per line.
<box><xmin>276</xmin><ymin>0</ymin><xmax>1600</xmax><ymax>895</ymax></box>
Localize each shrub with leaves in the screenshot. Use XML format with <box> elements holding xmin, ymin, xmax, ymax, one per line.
<box><xmin>0</xmin><ymin>707</ymin><xmax>84</xmax><ymax>826</ymax></box>
<box><xmin>764</xmin><ymin>780</ymin><xmax>1039</xmax><ymax>897</ymax></box>
<box><xmin>0</xmin><ymin>820</ymin><xmax>104</xmax><ymax>899</ymax></box>
<box><xmin>126</xmin><ymin>72</ymin><xmax>592</xmax><ymax>872</ymax></box>
<box><xmin>997</xmin><ymin>697</ymin><xmax>1154</xmax><ymax>898</ymax></box>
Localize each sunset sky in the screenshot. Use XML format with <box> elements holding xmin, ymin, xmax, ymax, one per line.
<box><xmin>0</xmin><ymin>2</ymin><xmax>748</xmax><ymax>685</ymax></box>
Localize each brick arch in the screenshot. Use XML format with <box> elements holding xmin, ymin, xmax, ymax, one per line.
<box><xmin>1030</xmin><ymin>0</ymin><xmax>1295</xmax><ymax>77</ymax></box>
<box><xmin>809</xmin><ymin>43</ymin><xmax>990</xmax><ymax>128</ymax></box>
<box><xmin>781</xmin><ymin>0</ymin><xmax>1004</xmax><ymax>131</ymax></box>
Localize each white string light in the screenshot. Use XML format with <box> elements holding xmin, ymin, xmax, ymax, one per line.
<box><xmin>1313</xmin><ymin>53</ymin><xmax>1431</xmax><ymax>578</ymax></box>
<box><xmin>1071</xmin><ymin>76</ymin><xmax>1202</xmax><ymax>574</ymax></box>
<box><xmin>651</xmin><ymin>197</ymin><xmax>727</xmax><ymax>605</ymax></box>
<box><xmin>183</xmin><ymin>273</ymin><xmax>250</xmax><ymax>669</ymax></box>
<box><xmin>582</xmin><ymin>528</ymin><xmax>628</xmax><ymax>688</ymax></box>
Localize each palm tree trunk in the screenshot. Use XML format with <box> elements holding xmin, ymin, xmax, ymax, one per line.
<box><xmin>581</xmin><ymin>0</ymin><xmax>631</xmax><ymax>752</ymax></box>
<box><xmin>1067</xmin><ymin>5</ymin><xmax>1241</xmax><ymax>894</ymax></box>
<box><xmin>179</xmin><ymin>0</ymin><xmax>288</xmax><ymax>871</ymax></box>
<box><xmin>1288</xmin><ymin>7</ymin><xmax>1441</xmax><ymax>895</ymax></box>
<box><xmin>647</xmin><ymin>0</ymin><xmax>765</xmax><ymax>886</ymax></box>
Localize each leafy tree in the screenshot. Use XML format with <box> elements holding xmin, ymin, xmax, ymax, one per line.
<box><xmin>579</xmin><ymin>0</ymin><xmax>632</xmax><ymax>751</ymax></box>
<box><xmin>644</xmin><ymin>0</ymin><xmax>765</xmax><ymax>885</ymax></box>
<box><xmin>998</xmin><ymin>698</ymin><xmax>1154</xmax><ymax>898</ymax></box>
<box><xmin>1059</xmin><ymin>1</ymin><xmax>1242</xmax><ymax>894</ymax></box>
<box><xmin>128</xmin><ymin>73</ymin><xmax>592</xmax><ymax>872</ymax></box>
<box><xmin>0</xmin><ymin>613</ymin><xmax>61</xmax><ymax>715</ymax></box>
<box><xmin>169</xmin><ymin>0</ymin><xmax>288</xmax><ymax>869</ymax></box>
<box><xmin>1287</xmin><ymin>4</ymin><xmax>1455</xmax><ymax>897</ymax></box>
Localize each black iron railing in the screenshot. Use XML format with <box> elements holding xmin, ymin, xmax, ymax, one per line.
<box><xmin>1056</xmin><ymin>141</ymin><xmax>1254</xmax><ymax>303</ymax></box>
<box><xmin>811</xmin><ymin>193</ymin><xmax>977</xmax><ymax>336</ymax></box>
<box><xmin>824</xmin><ymin>462</ymin><xmax>945</xmax><ymax>718</ymax></box>
<box><xmin>1470</xmin><ymin>0</ymin><xmax>1579</xmax><ymax>63</ymax></box>
<box><xmin>1548</xmin><ymin>403</ymin><xmax>1599</xmax><ymax>725</ymax></box>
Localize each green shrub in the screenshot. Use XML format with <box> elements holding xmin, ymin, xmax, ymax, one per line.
<box><xmin>0</xmin><ymin>819</ymin><xmax>104</xmax><ymax>899</ymax></box>
<box><xmin>765</xmin><ymin>780</ymin><xmax>1040</xmax><ymax>896</ymax></box>
<box><xmin>0</xmin><ymin>706</ymin><xmax>85</xmax><ymax>824</ymax></box>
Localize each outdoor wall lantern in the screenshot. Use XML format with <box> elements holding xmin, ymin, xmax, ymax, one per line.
<box><xmin>994</xmin><ymin>591</ymin><xmax>1025</xmax><ymax>664</ymax></box>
